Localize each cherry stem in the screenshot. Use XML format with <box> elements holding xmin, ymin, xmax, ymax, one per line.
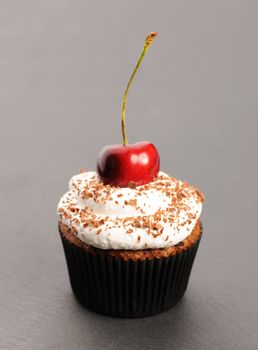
<box><xmin>121</xmin><ymin>32</ymin><xmax>157</xmax><ymax>146</ymax></box>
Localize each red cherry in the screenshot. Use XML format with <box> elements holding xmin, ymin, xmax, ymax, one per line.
<box><xmin>96</xmin><ymin>33</ymin><xmax>159</xmax><ymax>188</ymax></box>
<box><xmin>97</xmin><ymin>141</ymin><xmax>160</xmax><ymax>187</ymax></box>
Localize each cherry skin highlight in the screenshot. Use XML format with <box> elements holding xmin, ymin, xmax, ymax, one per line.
<box><xmin>97</xmin><ymin>141</ymin><xmax>160</xmax><ymax>187</ymax></box>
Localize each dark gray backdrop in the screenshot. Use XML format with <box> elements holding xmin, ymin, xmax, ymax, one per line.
<box><xmin>0</xmin><ymin>1</ymin><xmax>257</xmax><ymax>349</ymax></box>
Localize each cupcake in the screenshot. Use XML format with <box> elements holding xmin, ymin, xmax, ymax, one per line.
<box><xmin>57</xmin><ymin>32</ymin><xmax>204</xmax><ymax>317</ymax></box>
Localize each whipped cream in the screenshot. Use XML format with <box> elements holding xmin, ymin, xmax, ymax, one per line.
<box><xmin>58</xmin><ymin>171</ymin><xmax>204</xmax><ymax>250</ymax></box>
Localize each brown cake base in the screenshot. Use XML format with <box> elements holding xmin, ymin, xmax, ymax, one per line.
<box><xmin>59</xmin><ymin>220</ymin><xmax>202</xmax><ymax>260</ymax></box>
<box><xmin>59</xmin><ymin>221</ymin><xmax>202</xmax><ymax>317</ymax></box>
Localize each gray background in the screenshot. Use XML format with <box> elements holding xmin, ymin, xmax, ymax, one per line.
<box><xmin>0</xmin><ymin>0</ymin><xmax>257</xmax><ymax>349</ymax></box>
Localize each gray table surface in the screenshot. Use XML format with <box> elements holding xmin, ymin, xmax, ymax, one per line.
<box><xmin>1</xmin><ymin>1</ymin><xmax>258</xmax><ymax>349</ymax></box>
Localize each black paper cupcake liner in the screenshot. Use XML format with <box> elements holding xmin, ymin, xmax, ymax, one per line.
<box><xmin>60</xmin><ymin>233</ymin><xmax>201</xmax><ymax>318</ymax></box>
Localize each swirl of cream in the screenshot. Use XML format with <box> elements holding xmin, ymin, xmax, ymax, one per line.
<box><xmin>58</xmin><ymin>171</ymin><xmax>203</xmax><ymax>250</ymax></box>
